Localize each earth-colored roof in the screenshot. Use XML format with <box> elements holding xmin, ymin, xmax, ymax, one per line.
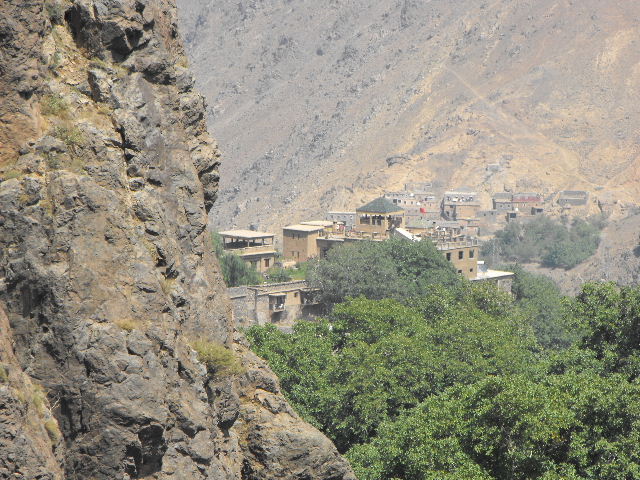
<box><xmin>219</xmin><ymin>229</ymin><xmax>275</xmax><ymax>239</ymax></box>
<box><xmin>301</xmin><ymin>220</ymin><xmax>334</xmax><ymax>227</ymax></box>
<box><xmin>356</xmin><ymin>197</ymin><xmax>404</xmax><ymax>214</ymax></box>
<box><xmin>283</xmin><ymin>224</ymin><xmax>325</xmax><ymax>232</ymax></box>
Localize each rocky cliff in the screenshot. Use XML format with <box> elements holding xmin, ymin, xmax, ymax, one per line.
<box><xmin>0</xmin><ymin>1</ymin><xmax>354</xmax><ymax>478</ymax></box>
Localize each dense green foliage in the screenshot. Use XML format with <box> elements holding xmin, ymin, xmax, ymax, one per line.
<box><xmin>349</xmin><ymin>370</ymin><xmax>640</xmax><ymax>480</ymax></box>
<box><xmin>349</xmin><ymin>282</ymin><xmax>640</xmax><ymax>480</ymax></box>
<box><xmin>508</xmin><ymin>265</ymin><xmax>577</xmax><ymax>349</ymax></box>
<box><xmin>247</xmin><ymin>236</ymin><xmax>640</xmax><ymax>479</ymax></box>
<box><xmin>265</xmin><ymin>267</ymin><xmax>292</xmax><ymax>282</ymax></box>
<box><xmin>249</xmin><ymin>283</ymin><xmax>640</xmax><ymax>479</ymax></box>
<box><xmin>248</xmin><ymin>289</ymin><xmax>539</xmax><ymax>452</ymax></box>
<box><xmin>307</xmin><ymin>237</ymin><xmax>462</xmax><ymax>304</ymax></box>
<box><xmin>211</xmin><ymin>232</ymin><xmax>263</xmax><ymax>286</ymax></box>
<box><xmin>482</xmin><ymin>216</ymin><xmax>604</xmax><ymax>269</ymax></box>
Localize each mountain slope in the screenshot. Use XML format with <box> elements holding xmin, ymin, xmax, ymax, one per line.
<box><xmin>178</xmin><ymin>0</ymin><xmax>640</xmax><ymax>230</ymax></box>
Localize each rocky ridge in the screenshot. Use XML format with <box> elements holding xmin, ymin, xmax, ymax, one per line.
<box><xmin>0</xmin><ymin>1</ymin><xmax>354</xmax><ymax>478</ymax></box>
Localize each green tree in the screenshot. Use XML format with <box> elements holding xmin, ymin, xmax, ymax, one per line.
<box><xmin>508</xmin><ymin>265</ymin><xmax>576</xmax><ymax>349</ymax></box>
<box><xmin>307</xmin><ymin>237</ymin><xmax>461</xmax><ymax>305</ymax></box>
<box><xmin>211</xmin><ymin>232</ymin><xmax>263</xmax><ymax>286</ymax></box>
<box><xmin>569</xmin><ymin>282</ymin><xmax>640</xmax><ymax>377</ymax></box>
<box><xmin>349</xmin><ymin>372</ymin><xmax>640</xmax><ymax>480</ymax></box>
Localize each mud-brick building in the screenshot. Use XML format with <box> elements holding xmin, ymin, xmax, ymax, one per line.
<box><xmin>492</xmin><ymin>192</ymin><xmax>544</xmax><ymax>216</ymax></box>
<box><xmin>404</xmin><ymin>181</ymin><xmax>433</xmax><ymax>193</ymax></box>
<box><xmin>301</xmin><ymin>220</ymin><xmax>334</xmax><ymax>231</ymax></box>
<box><xmin>471</xmin><ymin>261</ymin><xmax>514</xmax><ymax>291</ymax></box>
<box><xmin>442</xmin><ymin>190</ymin><xmax>481</xmax><ymax>221</ymax></box>
<box><xmin>283</xmin><ymin>223</ymin><xmax>326</xmax><ymax>261</ymax></box>
<box><xmin>557</xmin><ymin>191</ymin><xmax>589</xmax><ymax>208</ymax></box>
<box><xmin>218</xmin><ymin>229</ymin><xmax>277</xmax><ymax>273</ymax></box>
<box><xmin>384</xmin><ymin>189</ymin><xmax>439</xmax><ymax>220</ymax></box>
<box><xmin>326</xmin><ymin>211</ymin><xmax>356</xmax><ymax>231</ymax></box>
<box><xmin>493</xmin><ymin>192</ymin><xmax>514</xmax><ymax>212</ymax></box>
<box><xmin>437</xmin><ymin>238</ymin><xmax>480</xmax><ymax>279</ymax></box>
<box><xmin>477</xmin><ymin>209</ymin><xmax>504</xmax><ymax>235</ymax></box>
<box><xmin>228</xmin><ymin>281</ymin><xmax>322</xmax><ymax>328</ymax></box>
<box><xmin>512</xmin><ymin>193</ymin><xmax>544</xmax><ymax>213</ymax></box>
<box><xmin>355</xmin><ymin>197</ymin><xmax>404</xmax><ymax>237</ymax></box>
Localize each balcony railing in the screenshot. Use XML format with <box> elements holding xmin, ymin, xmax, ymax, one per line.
<box><xmin>225</xmin><ymin>244</ymin><xmax>276</xmax><ymax>256</ymax></box>
<box><xmin>436</xmin><ymin>238</ymin><xmax>480</xmax><ymax>250</ymax></box>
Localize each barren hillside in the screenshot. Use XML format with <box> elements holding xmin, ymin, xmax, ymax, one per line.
<box><xmin>178</xmin><ymin>0</ymin><xmax>640</xmax><ymax>232</ymax></box>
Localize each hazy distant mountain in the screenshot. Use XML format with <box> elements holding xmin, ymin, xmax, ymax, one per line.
<box><xmin>178</xmin><ymin>0</ymin><xmax>640</xmax><ymax>231</ymax></box>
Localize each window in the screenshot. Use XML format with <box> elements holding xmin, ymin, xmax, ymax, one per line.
<box><xmin>469</xmin><ymin>249</ymin><xmax>475</xmax><ymax>258</ymax></box>
<box><xmin>264</xmin><ymin>258</ymin><xmax>270</xmax><ymax>268</ymax></box>
<box><xmin>470</xmin><ymin>268</ymin><xmax>474</xmax><ymax>272</ymax></box>
<box><xmin>458</xmin><ymin>269</ymin><xmax>463</xmax><ymax>274</ymax></box>
<box><xmin>458</xmin><ymin>251</ymin><xmax>464</xmax><ymax>259</ymax></box>
<box><xmin>446</xmin><ymin>252</ymin><xmax>451</xmax><ymax>261</ymax></box>
<box><xmin>294</xmin><ymin>292</ymin><xmax>298</xmax><ymax>297</ymax></box>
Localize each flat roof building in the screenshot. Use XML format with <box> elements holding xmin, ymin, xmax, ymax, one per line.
<box><xmin>228</xmin><ymin>280</ymin><xmax>322</xmax><ymax>328</ymax></box>
<box><xmin>301</xmin><ymin>220</ymin><xmax>334</xmax><ymax>230</ymax></box>
<box><xmin>283</xmin><ymin>224</ymin><xmax>325</xmax><ymax>262</ymax></box>
<box><xmin>218</xmin><ymin>230</ymin><xmax>276</xmax><ymax>273</ymax></box>
<box><xmin>436</xmin><ymin>238</ymin><xmax>480</xmax><ymax>279</ymax></box>
<box><xmin>470</xmin><ymin>261</ymin><xmax>514</xmax><ymax>292</ymax></box>
<box><xmin>442</xmin><ymin>189</ymin><xmax>481</xmax><ymax>221</ymax></box>
<box><xmin>558</xmin><ymin>191</ymin><xmax>589</xmax><ymax>207</ymax></box>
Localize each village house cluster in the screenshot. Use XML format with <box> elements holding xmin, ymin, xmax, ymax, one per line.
<box><xmin>221</xmin><ymin>183</ymin><xmax>591</xmax><ymax>327</ymax></box>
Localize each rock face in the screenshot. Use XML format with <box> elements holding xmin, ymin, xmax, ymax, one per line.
<box><xmin>0</xmin><ymin>1</ymin><xmax>355</xmax><ymax>479</ymax></box>
<box><xmin>0</xmin><ymin>304</ymin><xmax>65</xmax><ymax>479</ymax></box>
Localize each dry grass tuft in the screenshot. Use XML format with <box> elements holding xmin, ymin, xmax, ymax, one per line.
<box><xmin>44</xmin><ymin>418</ymin><xmax>62</xmax><ymax>443</ymax></box>
<box><xmin>31</xmin><ymin>385</ymin><xmax>47</xmax><ymax>414</ymax></box>
<box><xmin>52</xmin><ymin>125</ymin><xmax>85</xmax><ymax>151</ymax></box>
<box><xmin>41</xmin><ymin>93</ymin><xmax>69</xmax><ymax>117</ymax></box>
<box><xmin>113</xmin><ymin>318</ymin><xmax>140</xmax><ymax>332</ymax></box>
<box><xmin>160</xmin><ymin>277</ymin><xmax>176</xmax><ymax>295</ymax></box>
<box><xmin>190</xmin><ymin>339</ymin><xmax>245</xmax><ymax>377</ymax></box>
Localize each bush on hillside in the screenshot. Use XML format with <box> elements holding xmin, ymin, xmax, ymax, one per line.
<box><xmin>191</xmin><ymin>339</ymin><xmax>244</xmax><ymax>377</ymax></box>
<box><xmin>482</xmin><ymin>215</ymin><xmax>604</xmax><ymax>269</ymax></box>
